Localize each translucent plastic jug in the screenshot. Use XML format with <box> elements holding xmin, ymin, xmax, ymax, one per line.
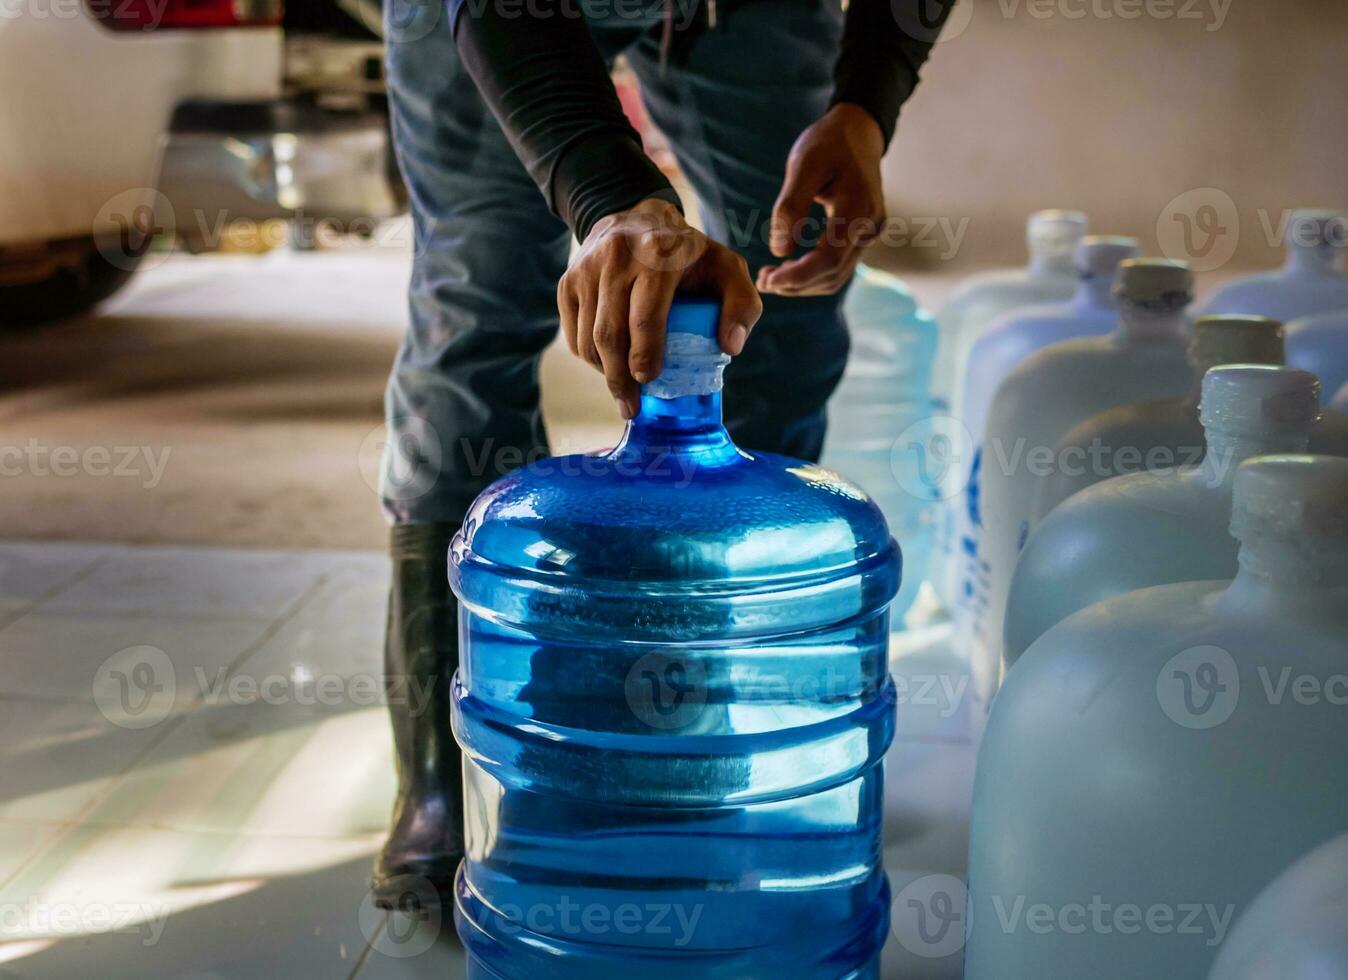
<box><xmin>449</xmin><ymin>298</ymin><xmax>901</xmax><ymax>979</ymax></box>
<box><xmin>1031</xmin><ymin>315</ymin><xmax>1286</xmax><ymax>520</ymax></box>
<box><xmin>1286</xmin><ymin>309</ymin><xmax>1348</xmax><ymax>405</ymax></box>
<box><xmin>1199</xmin><ymin>209</ymin><xmax>1348</xmax><ymax>322</ymax></box>
<box><xmin>932</xmin><ymin>235</ymin><xmax>1138</xmax><ymax>606</ymax></box>
<box><xmin>967</xmin><ymin>455</ymin><xmax>1348</xmax><ymax>980</ymax></box>
<box><xmin>961</xmin><ymin>259</ymin><xmax>1195</xmax><ymax>709</ymax></box>
<box><xmin>929</xmin><ymin>210</ymin><xmax>1087</xmax><ymax>438</ymax></box>
<box><xmin>1336</xmin><ymin>381</ymin><xmax>1348</xmax><ymax>413</ymax></box>
<box><xmin>823</xmin><ymin>264</ymin><xmax>937</xmax><ymax>623</ymax></box>
<box><xmin>1002</xmin><ymin>364</ymin><xmax>1320</xmax><ymax>666</ymax></box>
<box><xmin>1208</xmin><ymin>831</ymin><xmax>1348</xmax><ymax>980</ymax></box>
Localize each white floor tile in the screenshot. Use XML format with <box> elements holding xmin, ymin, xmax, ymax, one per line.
<box><xmin>231</xmin><ymin>558</ymin><xmax>388</xmax><ymax>684</ymax></box>
<box><xmin>0</xmin><ymin>697</ymin><xmax>160</xmax><ymax>824</ymax></box>
<box><xmin>0</xmin><ymin>824</ymin><xmax>378</xmax><ymax>979</ymax></box>
<box><xmin>43</xmin><ymin>546</ymin><xmax>336</xmax><ymax>619</ymax></box>
<box><xmin>0</xmin><ymin>819</ymin><xmax>67</xmax><ymax>888</ymax></box>
<box><xmin>0</xmin><ymin>609</ymin><xmax>268</xmax><ymax>718</ymax></box>
<box><xmin>0</xmin><ymin>541</ymin><xmax>108</xmax><ymax>603</ymax></box>
<box><xmin>85</xmin><ymin>701</ymin><xmax>395</xmax><ymax>840</ymax></box>
<box><xmin>353</xmin><ymin>913</ymin><xmax>467</xmax><ymax>980</ymax></box>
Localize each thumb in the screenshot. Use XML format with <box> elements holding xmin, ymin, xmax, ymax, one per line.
<box><xmin>770</xmin><ymin>152</ymin><xmax>820</xmax><ymax>259</ymax></box>
<box><xmin>706</xmin><ymin>248</ymin><xmax>763</xmax><ymax>356</ymax></box>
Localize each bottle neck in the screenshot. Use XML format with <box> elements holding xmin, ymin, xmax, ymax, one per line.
<box><xmin>613</xmin><ymin>391</ymin><xmax>740</xmax><ymax>467</ymax></box>
<box><xmin>1029</xmin><ymin>246</ymin><xmax>1075</xmax><ymax>278</ymax></box>
<box><xmin>1199</xmin><ymin>430</ymin><xmax>1311</xmax><ymax>487</ymax></box>
<box><xmin>1112</xmin><ymin>305</ymin><xmax>1188</xmax><ymax>345</ymax></box>
<box><xmin>1073</xmin><ymin>274</ymin><xmax>1115</xmax><ymax>309</ymax></box>
<box><xmin>1223</xmin><ymin>536</ymin><xmax>1348</xmax><ymax>612</ymax></box>
<box><xmin>1284</xmin><ymin>242</ymin><xmax>1344</xmax><ymax>277</ymax></box>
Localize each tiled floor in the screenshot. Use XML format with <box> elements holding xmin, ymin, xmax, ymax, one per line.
<box><xmin>0</xmin><ymin>540</ymin><xmax>974</xmax><ymax>979</ymax></box>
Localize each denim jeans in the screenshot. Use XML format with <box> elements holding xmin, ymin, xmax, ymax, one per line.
<box><xmin>381</xmin><ymin>0</ymin><xmax>851</xmax><ymax>525</ymax></box>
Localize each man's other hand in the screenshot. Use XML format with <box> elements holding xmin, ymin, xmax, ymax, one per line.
<box><xmin>559</xmin><ymin>198</ymin><xmax>763</xmax><ymax>420</ymax></box>
<box><xmin>758</xmin><ymin>103</ymin><xmax>886</xmax><ymax>296</ymax></box>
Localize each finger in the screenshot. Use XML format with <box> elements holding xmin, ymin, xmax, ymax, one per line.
<box><xmin>770</xmin><ymin>153</ymin><xmax>821</xmax><ymax>259</ymax></box>
<box><xmin>575</xmin><ymin>278</ymin><xmax>601</xmax><ymax>371</ymax></box>
<box><xmin>705</xmin><ymin>250</ymin><xmax>762</xmax><ymax>356</ymax></box>
<box><xmin>766</xmin><ymin>258</ymin><xmax>858</xmax><ymax>296</ymax></box>
<box><xmin>558</xmin><ymin>277</ymin><xmax>579</xmax><ymax>356</ymax></box>
<box><xmin>760</xmin><ymin>241</ymin><xmax>853</xmax><ymax>294</ymax></box>
<box><xmin>628</xmin><ymin>272</ymin><xmax>677</xmax><ymax>384</ymax></box>
<box><xmin>593</xmin><ymin>274</ymin><xmax>638</xmax><ymax>418</ymax></box>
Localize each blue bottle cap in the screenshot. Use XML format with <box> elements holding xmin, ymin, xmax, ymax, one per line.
<box><xmin>667</xmin><ymin>297</ymin><xmax>721</xmax><ymax>339</ymax></box>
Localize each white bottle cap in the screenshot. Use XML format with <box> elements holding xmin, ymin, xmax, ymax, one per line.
<box><xmin>1074</xmin><ymin>236</ymin><xmax>1141</xmax><ymax>280</ymax></box>
<box><xmin>1113</xmin><ymin>258</ymin><xmax>1195</xmax><ymax>313</ymax></box>
<box><xmin>1231</xmin><ymin>455</ymin><xmax>1348</xmax><ymax>540</ymax></box>
<box><xmin>1199</xmin><ymin>365</ymin><xmax>1321</xmax><ymax>437</ymax></box>
<box><xmin>1026</xmin><ymin>210</ymin><xmax>1088</xmax><ymax>252</ymax></box>
<box><xmin>1284</xmin><ymin>209</ymin><xmax>1348</xmax><ymax>251</ymax></box>
<box><xmin>1191</xmin><ymin>315</ymin><xmax>1286</xmax><ymax>372</ymax></box>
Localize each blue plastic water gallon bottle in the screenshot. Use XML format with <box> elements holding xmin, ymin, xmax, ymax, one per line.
<box><xmin>823</xmin><ymin>264</ymin><xmax>938</xmax><ymax>624</ymax></box>
<box><xmin>449</xmin><ymin>298</ymin><xmax>902</xmax><ymax>979</ymax></box>
<box><xmin>1287</xmin><ymin>309</ymin><xmax>1348</xmax><ymax>406</ymax></box>
<box><xmin>1198</xmin><ymin>209</ymin><xmax>1348</xmax><ymax>322</ymax></box>
<box><xmin>1209</xmin><ymin>831</ymin><xmax>1348</xmax><ymax>980</ymax></box>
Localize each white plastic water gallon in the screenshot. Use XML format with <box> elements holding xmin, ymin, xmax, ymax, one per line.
<box><xmin>929</xmin><ymin>210</ymin><xmax>1087</xmax><ymax>441</ymax></box>
<box><xmin>962</xmin><ymin>259</ymin><xmax>1195</xmax><ymax>709</ymax></box>
<box><xmin>1286</xmin><ymin>309</ymin><xmax>1348</xmax><ymax>406</ymax></box>
<box><xmin>1031</xmin><ymin>315</ymin><xmax>1286</xmax><ymax>520</ymax></box>
<box><xmin>823</xmin><ymin>264</ymin><xmax>938</xmax><ymax>623</ymax></box>
<box><xmin>1199</xmin><ymin>209</ymin><xmax>1348</xmax><ymax>322</ymax></box>
<box><xmin>1002</xmin><ymin>364</ymin><xmax>1321</xmax><ymax>667</ymax></box>
<box><xmin>1335</xmin><ymin>381</ymin><xmax>1348</xmax><ymax>413</ymax></box>
<box><xmin>967</xmin><ymin>454</ymin><xmax>1348</xmax><ymax>980</ymax></box>
<box><xmin>1208</xmin><ymin>831</ymin><xmax>1348</xmax><ymax>980</ymax></box>
<box><xmin>931</xmin><ymin>236</ymin><xmax>1139</xmax><ymax>605</ymax></box>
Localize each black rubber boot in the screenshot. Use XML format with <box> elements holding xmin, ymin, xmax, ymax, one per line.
<box><xmin>372</xmin><ymin>523</ymin><xmax>465</xmax><ymax>914</ymax></box>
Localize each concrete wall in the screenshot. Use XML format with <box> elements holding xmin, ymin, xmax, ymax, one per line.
<box><xmin>876</xmin><ymin>0</ymin><xmax>1348</xmax><ymax>273</ymax></box>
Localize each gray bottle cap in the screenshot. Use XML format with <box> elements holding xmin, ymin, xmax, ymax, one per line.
<box><xmin>1231</xmin><ymin>455</ymin><xmax>1348</xmax><ymax>540</ymax></box>
<box><xmin>1112</xmin><ymin>258</ymin><xmax>1195</xmax><ymax>313</ymax></box>
<box><xmin>1026</xmin><ymin>210</ymin><xmax>1088</xmax><ymax>252</ymax></box>
<box><xmin>1074</xmin><ymin>236</ymin><xmax>1141</xmax><ymax>280</ymax></box>
<box><xmin>1199</xmin><ymin>365</ymin><xmax>1320</xmax><ymax>437</ymax></box>
<box><xmin>1191</xmin><ymin>315</ymin><xmax>1286</xmax><ymax>372</ymax></box>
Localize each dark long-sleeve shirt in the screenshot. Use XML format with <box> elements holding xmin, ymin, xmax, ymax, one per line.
<box><xmin>451</xmin><ymin>0</ymin><xmax>957</xmax><ymax>241</ymax></box>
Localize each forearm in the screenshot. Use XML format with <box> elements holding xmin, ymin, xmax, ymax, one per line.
<box><xmin>451</xmin><ymin>0</ymin><xmax>678</xmax><ymax>240</ymax></box>
<box><xmin>830</xmin><ymin>0</ymin><xmax>957</xmax><ymax>146</ymax></box>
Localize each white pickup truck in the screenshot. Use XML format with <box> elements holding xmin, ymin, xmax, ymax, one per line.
<box><xmin>0</xmin><ymin>0</ymin><xmax>402</xmax><ymax>325</ymax></box>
